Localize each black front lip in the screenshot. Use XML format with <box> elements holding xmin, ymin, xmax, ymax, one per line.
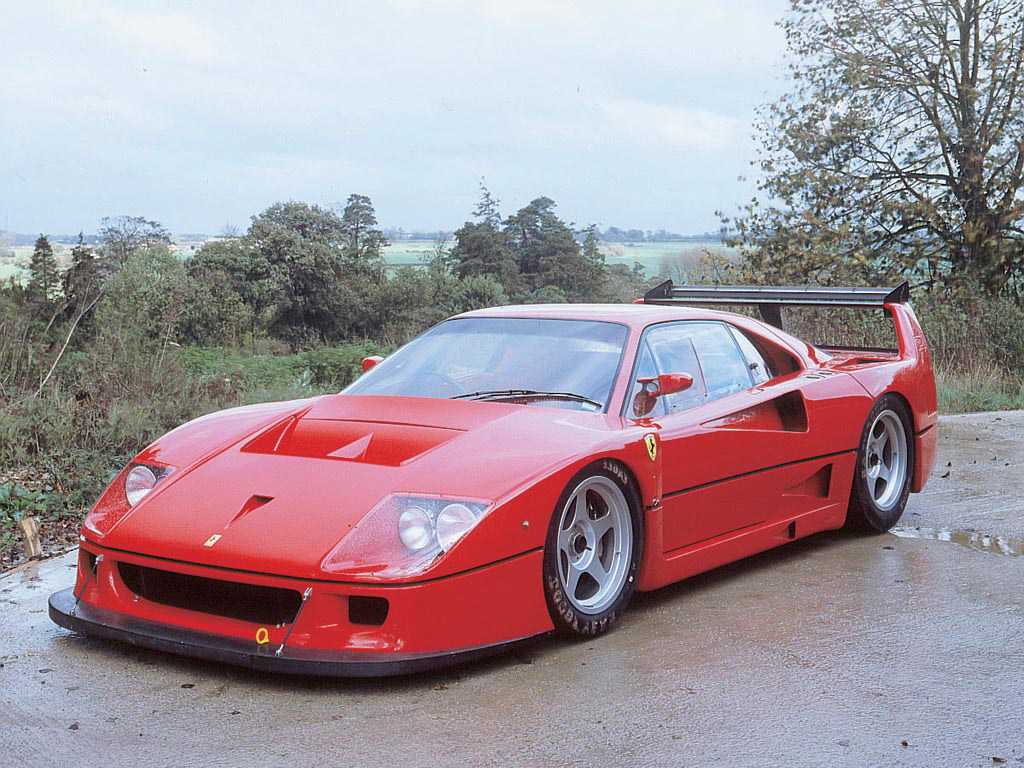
<box><xmin>49</xmin><ymin>588</ymin><xmax>548</xmax><ymax>678</ymax></box>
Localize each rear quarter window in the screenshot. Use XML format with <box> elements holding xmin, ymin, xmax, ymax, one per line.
<box><xmin>730</xmin><ymin>326</ymin><xmax>801</xmax><ymax>380</ymax></box>
<box><xmin>687</xmin><ymin>323</ymin><xmax>753</xmax><ymax>400</ymax></box>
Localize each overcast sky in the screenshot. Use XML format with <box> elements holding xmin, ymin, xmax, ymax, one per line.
<box><xmin>1</xmin><ymin>0</ymin><xmax>789</xmax><ymax>236</ymax></box>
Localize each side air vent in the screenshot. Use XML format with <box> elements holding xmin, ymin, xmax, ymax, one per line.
<box><xmin>703</xmin><ymin>390</ymin><xmax>808</xmax><ymax>432</ymax></box>
<box><xmin>783</xmin><ymin>464</ymin><xmax>833</xmax><ymax>499</ymax></box>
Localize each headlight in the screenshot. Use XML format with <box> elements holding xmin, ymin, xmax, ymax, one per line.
<box><xmin>124</xmin><ymin>463</ymin><xmax>174</xmax><ymax>507</ymax></box>
<box><xmin>125</xmin><ymin>466</ymin><xmax>158</xmax><ymax>506</ymax></box>
<box><xmin>436</xmin><ymin>503</ymin><xmax>478</xmax><ymax>552</ymax></box>
<box><xmin>321</xmin><ymin>494</ymin><xmax>492</xmax><ymax>578</ymax></box>
<box><xmin>398</xmin><ymin>505</ymin><xmax>434</xmax><ymax>551</ymax></box>
<box><xmin>83</xmin><ymin>460</ymin><xmax>176</xmax><ymax>538</ymax></box>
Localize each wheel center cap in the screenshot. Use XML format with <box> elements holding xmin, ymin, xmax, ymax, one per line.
<box><xmin>572</xmin><ymin>533</ymin><xmax>588</xmax><ymax>555</ymax></box>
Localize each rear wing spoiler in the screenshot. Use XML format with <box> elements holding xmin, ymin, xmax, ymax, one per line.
<box><xmin>641</xmin><ymin>280</ymin><xmax>910</xmax><ymax>331</ymax></box>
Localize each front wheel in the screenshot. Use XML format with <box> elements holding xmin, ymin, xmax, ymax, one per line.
<box><xmin>543</xmin><ymin>462</ymin><xmax>643</xmax><ymax>637</ymax></box>
<box><xmin>847</xmin><ymin>395</ymin><xmax>915</xmax><ymax>532</ymax></box>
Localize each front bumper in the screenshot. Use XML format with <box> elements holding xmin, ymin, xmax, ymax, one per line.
<box><xmin>49</xmin><ymin>587</ymin><xmax>548</xmax><ymax>677</ymax></box>
<box><xmin>50</xmin><ymin>541</ymin><xmax>552</xmax><ymax>677</ymax></box>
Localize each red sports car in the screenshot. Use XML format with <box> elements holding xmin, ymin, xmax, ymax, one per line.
<box><xmin>50</xmin><ymin>282</ymin><xmax>937</xmax><ymax>676</ymax></box>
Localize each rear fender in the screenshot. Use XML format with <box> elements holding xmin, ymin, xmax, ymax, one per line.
<box><xmin>843</xmin><ymin>303</ymin><xmax>938</xmax><ymax>491</ymax></box>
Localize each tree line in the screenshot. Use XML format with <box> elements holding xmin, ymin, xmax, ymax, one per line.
<box><xmin>1</xmin><ymin>186</ymin><xmax>649</xmax><ymax>398</ymax></box>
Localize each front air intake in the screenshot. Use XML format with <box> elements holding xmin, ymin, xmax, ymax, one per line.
<box><xmin>118</xmin><ymin>563</ymin><xmax>302</xmax><ymax>625</ymax></box>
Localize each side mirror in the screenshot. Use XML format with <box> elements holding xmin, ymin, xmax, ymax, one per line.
<box><xmin>361</xmin><ymin>355</ymin><xmax>384</xmax><ymax>372</ymax></box>
<box><xmin>632</xmin><ymin>373</ymin><xmax>694</xmax><ymax>417</ymax></box>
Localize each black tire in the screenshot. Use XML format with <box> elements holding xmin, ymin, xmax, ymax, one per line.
<box><xmin>847</xmin><ymin>394</ymin><xmax>915</xmax><ymax>533</ymax></box>
<box><xmin>543</xmin><ymin>460</ymin><xmax>644</xmax><ymax>637</ymax></box>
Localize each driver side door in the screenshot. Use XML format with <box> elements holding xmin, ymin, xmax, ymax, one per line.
<box><xmin>635</xmin><ymin>321</ymin><xmax>815</xmax><ymax>554</ymax></box>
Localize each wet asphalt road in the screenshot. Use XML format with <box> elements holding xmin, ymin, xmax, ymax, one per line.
<box><xmin>1</xmin><ymin>412</ymin><xmax>1022</xmax><ymax>767</ymax></box>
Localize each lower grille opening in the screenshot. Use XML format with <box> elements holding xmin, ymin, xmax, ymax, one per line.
<box><xmin>349</xmin><ymin>595</ymin><xmax>389</xmax><ymax>626</ymax></box>
<box><xmin>118</xmin><ymin>563</ymin><xmax>303</xmax><ymax>625</ymax></box>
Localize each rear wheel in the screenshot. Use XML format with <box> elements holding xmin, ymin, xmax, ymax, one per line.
<box><xmin>847</xmin><ymin>395</ymin><xmax>915</xmax><ymax>532</ymax></box>
<box><xmin>543</xmin><ymin>462</ymin><xmax>643</xmax><ymax>636</ymax></box>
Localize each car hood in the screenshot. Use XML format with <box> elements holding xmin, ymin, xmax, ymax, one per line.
<box><xmin>101</xmin><ymin>395</ymin><xmax>625</xmax><ymax>580</ymax></box>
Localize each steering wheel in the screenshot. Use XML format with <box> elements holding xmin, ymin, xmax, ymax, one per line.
<box><xmin>419</xmin><ymin>371</ymin><xmax>464</xmax><ymax>397</ymax></box>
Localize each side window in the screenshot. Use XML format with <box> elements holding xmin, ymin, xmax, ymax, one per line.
<box><xmin>627</xmin><ymin>341</ymin><xmax>666</xmax><ymax>417</ymax></box>
<box><xmin>644</xmin><ymin>324</ymin><xmax>707</xmax><ymax>413</ymax></box>
<box><xmin>688</xmin><ymin>323</ymin><xmax>753</xmax><ymax>401</ymax></box>
<box><xmin>728</xmin><ymin>326</ymin><xmax>771</xmax><ymax>385</ymax></box>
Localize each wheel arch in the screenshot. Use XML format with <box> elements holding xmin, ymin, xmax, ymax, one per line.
<box><xmin>880</xmin><ymin>388</ymin><xmax>917</xmax><ymax>431</ymax></box>
<box><xmin>876</xmin><ymin>387</ymin><xmax>935</xmax><ymax>493</ymax></box>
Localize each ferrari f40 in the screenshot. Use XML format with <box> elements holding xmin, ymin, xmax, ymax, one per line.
<box><xmin>50</xmin><ymin>282</ymin><xmax>937</xmax><ymax>676</ymax></box>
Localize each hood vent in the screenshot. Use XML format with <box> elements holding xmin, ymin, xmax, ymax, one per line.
<box><xmin>242</xmin><ymin>418</ymin><xmax>463</xmax><ymax>466</ymax></box>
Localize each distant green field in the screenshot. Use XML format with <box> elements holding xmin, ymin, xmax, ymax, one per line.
<box><xmin>0</xmin><ymin>262</ymin><xmax>25</xmax><ymax>281</ymax></box>
<box><xmin>0</xmin><ymin>245</ymin><xmax>31</xmax><ymax>282</ymax></box>
<box><xmin>383</xmin><ymin>239</ymin><xmax>737</xmax><ymax>277</ymax></box>
<box><xmin>598</xmin><ymin>241</ymin><xmax>737</xmax><ymax>277</ymax></box>
<box><xmin>383</xmin><ymin>240</ymin><xmax>437</xmax><ymax>266</ymax></box>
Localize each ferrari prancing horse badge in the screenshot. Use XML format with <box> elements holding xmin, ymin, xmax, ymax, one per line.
<box><xmin>644</xmin><ymin>433</ymin><xmax>657</xmax><ymax>462</ymax></box>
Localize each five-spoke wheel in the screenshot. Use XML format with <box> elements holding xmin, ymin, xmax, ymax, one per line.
<box><xmin>543</xmin><ymin>463</ymin><xmax>642</xmax><ymax>636</ymax></box>
<box><xmin>864</xmin><ymin>409</ymin><xmax>908</xmax><ymax>511</ymax></box>
<box><xmin>848</xmin><ymin>395</ymin><xmax>915</xmax><ymax>532</ymax></box>
<box><xmin>555</xmin><ymin>476</ymin><xmax>633</xmax><ymax>615</ymax></box>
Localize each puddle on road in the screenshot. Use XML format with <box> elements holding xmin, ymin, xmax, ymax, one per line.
<box><xmin>891</xmin><ymin>526</ymin><xmax>1024</xmax><ymax>557</ymax></box>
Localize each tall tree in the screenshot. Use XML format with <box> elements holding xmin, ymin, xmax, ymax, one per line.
<box><xmin>728</xmin><ymin>0</ymin><xmax>1024</xmax><ymax>294</ymax></box>
<box><xmin>98</xmin><ymin>215</ymin><xmax>171</xmax><ymax>271</ymax></box>
<box><xmin>62</xmin><ymin>233</ymin><xmax>103</xmax><ymax>314</ymax></box>
<box><xmin>504</xmin><ymin>197</ymin><xmax>597</xmax><ymax>298</ymax></box>
<box><xmin>473</xmin><ymin>179</ymin><xmax>502</xmax><ymax>228</ymax></box>
<box><xmin>27</xmin><ymin>234</ymin><xmax>60</xmax><ymax>302</ymax></box>
<box><xmin>450</xmin><ymin>185</ymin><xmax>518</xmax><ymax>291</ymax></box>
<box><xmin>36</xmin><ymin>235</ymin><xmax>105</xmax><ymax>395</ymax></box>
<box><xmin>246</xmin><ymin>201</ymin><xmax>376</xmax><ymax>345</ymax></box>
<box><xmin>339</xmin><ymin>194</ymin><xmax>389</xmax><ymax>266</ymax></box>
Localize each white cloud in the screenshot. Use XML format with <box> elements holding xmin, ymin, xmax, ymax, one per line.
<box><xmin>386</xmin><ymin>0</ymin><xmax>586</xmax><ymax>25</ymax></box>
<box><xmin>71</xmin><ymin>0</ymin><xmax>224</xmax><ymax>65</ymax></box>
<box><xmin>0</xmin><ymin>0</ymin><xmax>787</xmax><ymax>233</ymax></box>
<box><xmin>600</xmin><ymin>100</ymin><xmax>746</xmax><ymax>150</ymax></box>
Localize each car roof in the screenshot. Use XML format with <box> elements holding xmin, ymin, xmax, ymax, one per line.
<box><xmin>457</xmin><ymin>303</ymin><xmax>739</xmax><ymax>330</ymax></box>
<box><xmin>457</xmin><ymin>302</ymin><xmax>822</xmax><ymax>367</ymax></box>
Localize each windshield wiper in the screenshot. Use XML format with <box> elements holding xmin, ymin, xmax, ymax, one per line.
<box><xmin>452</xmin><ymin>389</ymin><xmax>603</xmax><ymax>408</ymax></box>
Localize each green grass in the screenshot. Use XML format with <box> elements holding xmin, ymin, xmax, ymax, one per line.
<box><xmin>936</xmin><ymin>366</ymin><xmax>1024</xmax><ymax>414</ymax></box>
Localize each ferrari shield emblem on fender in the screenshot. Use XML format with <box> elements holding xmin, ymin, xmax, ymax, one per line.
<box><xmin>203</xmin><ymin>534</ymin><xmax>222</xmax><ymax>547</ymax></box>
<box><xmin>644</xmin><ymin>434</ymin><xmax>658</xmax><ymax>462</ymax></box>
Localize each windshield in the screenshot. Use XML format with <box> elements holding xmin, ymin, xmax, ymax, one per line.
<box><xmin>344</xmin><ymin>317</ymin><xmax>628</xmax><ymax>412</ymax></box>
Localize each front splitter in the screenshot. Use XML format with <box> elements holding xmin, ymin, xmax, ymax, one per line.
<box><xmin>49</xmin><ymin>587</ymin><xmax>549</xmax><ymax>677</ymax></box>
